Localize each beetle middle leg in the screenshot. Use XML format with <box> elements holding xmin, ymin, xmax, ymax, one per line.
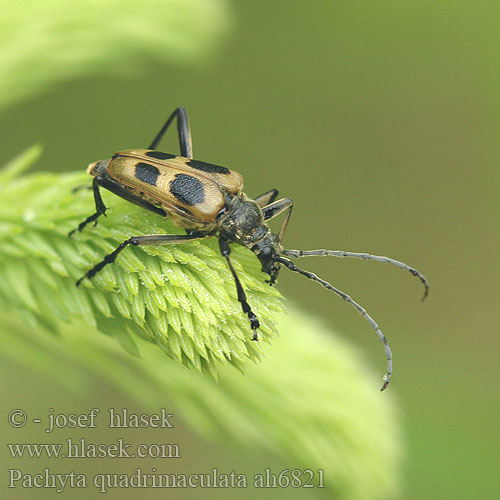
<box><xmin>148</xmin><ymin>107</ymin><xmax>193</xmax><ymax>158</ymax></box>
<box><xmin>69</xmin><ymin>177</ymin><xmax>107</xmax><ymax>237</ymax></box>
<box><xmin>254</xmin><ymin>189</ymin><xmax>279</xmax><ymax>207</ymax></box>
<box><xmin>262</xmin><ymin>197</ymin><xmax>294</xmax><ymax>242</ymax></box>
<box><xmin>76</xmin><ymin>232</ymin><xmax>208</xmax><ymax>286</ymax></box>
<box><xmin>219</xmin><ymin>237</ymin><xmax>260</xmax><ymax>340</ymax></box>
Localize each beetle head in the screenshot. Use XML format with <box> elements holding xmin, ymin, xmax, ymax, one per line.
<box><xmin>252</xmin><ymin>232</ymin><xmax>282</xmax><ymax>284</ymax></box>
<box><xmin>87</xmin><ymin>159</ymin><xmax>110</xmax><ymax>177</ymax></box>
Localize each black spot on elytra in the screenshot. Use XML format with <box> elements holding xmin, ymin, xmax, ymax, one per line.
<box><xmin>146</xmin><ymin>151</ymin><xmax>176</xmax><ymax>160</ymax></box>
<box><xmin>170</xmin><ymin>174</ymin><xmax>205</xmax><ymax>206</ymax></box>
<box><xmin>135</xmin><ymin>162</ymin><xmax>160</xmax><ymax>186</ymax></box>
<box><xmin>187</xmin><ymin>159</ymin><xmax>230</xmax><ymax>174</ymax></box>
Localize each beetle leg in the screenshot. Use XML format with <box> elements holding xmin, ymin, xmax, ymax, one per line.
<box><xmin>69</xmin><ymin>177</ymin><xmax>107</xmax><ymax>237</ymax></box>
<box><xmin>219</xmin><ymin>238</ymin><xmax>260</xmax><ymax>340</ymax></box>
<box><xmin>76</xmin><ymin>232</ymin><xmax>208</xmax><ymax>286</ymax></box>
<box><xmin>262</xmin><ymin>198</ymin><xmax>294</xmax><ymax>242</ymax></box>
<box><xmin>254</xmin><ymin>188</ymin><xmax>279</xmax><ymax>207</ymax></box>
<box><xmin>148</xmin><ymin>107</ymin><xmax>193</xmax><ymax>158</ymax></box>
<box><xmin>277</xmin><ymin>255</ymin><xmax>393</xmax><ymax>391</ymax></box>
<box><xmin>281</xmin><ymin>249</ymin><xmax>429</xmax><ymax>301</ymax></box>
<box><xmin>72</xmin><ymin>184</ymin><xmax>92</xmax><ymax>194</ymax></box>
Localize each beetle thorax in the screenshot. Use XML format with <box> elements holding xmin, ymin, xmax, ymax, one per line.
<box><xmin>219</xmin><ymin>195</ymin><xmax>269</xmax><ymax>247</ymax></box>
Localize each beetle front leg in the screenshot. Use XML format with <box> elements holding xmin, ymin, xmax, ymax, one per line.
<box><xmin>76</xmin><ymin>232</ymin><xmax>208</xmax><ymax>286</ymax></box>
<box><xmin>219</xmin><ymin>237</ymin><xmax>260</xmax><ymax>340</ymax></box>
<box><xmin>69</xmin><ymin>177</ymin><xmax>107</xmax><ymax>237</ymax></box>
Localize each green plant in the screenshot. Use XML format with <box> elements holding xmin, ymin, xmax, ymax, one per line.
<box><xmin>0</xmin><ymin>2</ymin><xmax>403</xmax><ymax>497</ymax></box>
<box><xmin>0</xmin><ymin>147</ymin><xmax>402</xmax><ymax>500</ymax></box>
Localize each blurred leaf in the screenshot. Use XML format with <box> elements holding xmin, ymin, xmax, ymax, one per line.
<box><xmin>0</xmin><ymin>143</ymin><xmax>43</xmax><ymax>183</ymax></box>
<box><xmin>0</xmin><ymin>0</ymin><xmax>232</xmax><ymax>108</ymax></box>
<box><xmin>2</xmin><ymin>309</ymin><xmax>402</xmax><ymax>500</ymax></box>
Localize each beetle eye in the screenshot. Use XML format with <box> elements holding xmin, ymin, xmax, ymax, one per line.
<box><xmin>261</xmin><ymin>246</ymin><xmax>272</xmax><ymax>258</ymax></box>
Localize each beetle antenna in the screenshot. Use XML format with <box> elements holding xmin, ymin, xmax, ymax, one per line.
<box><xmin>282</xmin><ymin>248</ymin><xmax>429</xmax><ymax>301</ymax></box>
<box><xmin>277</xmin><ymin>256</ymin><xmax>393</xmax><ymax>391</ymax></box>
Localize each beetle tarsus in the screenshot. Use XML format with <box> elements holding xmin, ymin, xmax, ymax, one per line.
<box><xmin>69</xmin><ymin>209</ymin><xmax>106</xmax><ymax>237</ymax></box>
<box><xmin>76</xmin><ymin>238</ymin><xmax>133</xmax><ymax>285</ymax></box>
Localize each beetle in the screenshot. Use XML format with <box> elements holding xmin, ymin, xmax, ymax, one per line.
<box><xmin>70</xmin><ymin>107</ymin><xmax>429</xmax><ymax>390</ymax></box>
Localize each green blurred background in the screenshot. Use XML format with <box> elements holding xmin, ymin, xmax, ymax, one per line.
<box><xmin>1</xmin><ymin>1</ymin><xmax>498</xmax><ymax>499</ymax></box>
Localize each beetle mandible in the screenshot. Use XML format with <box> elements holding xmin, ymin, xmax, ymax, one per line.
<box><xmin>70</xmin><ymin>107</ymin><xmax>429</xmax><ymax>390</ymax></box>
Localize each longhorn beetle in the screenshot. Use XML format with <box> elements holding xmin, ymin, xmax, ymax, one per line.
<box><xmin>71</xmin><ymin>107</ymin><xmax>429</xmax><ymax>390</ymax></box>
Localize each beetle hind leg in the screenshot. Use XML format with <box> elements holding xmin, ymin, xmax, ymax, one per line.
<box><xmin>69</xmin><ymin>177</ymin><xmax>107</xmax><ymax>237</ymax></box>
<box><xmin>148</xmin><ymin>107</ymin><xmax>193</xmax><ymax>158</ymax></box>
